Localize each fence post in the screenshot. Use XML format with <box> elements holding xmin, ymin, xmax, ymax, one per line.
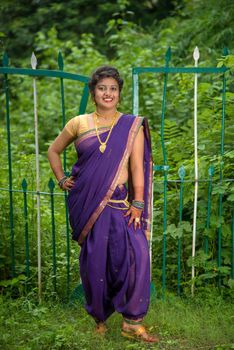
<box><xmin>31</xmin><ymin>52</ymin><xmax>42</xmax><ymax>301</ymax></box>
<box><xmin>178</xmin><ymin>166</ymin><xmax>185</xmax><ymax>295</ymax></box>
<box><xmin>132</xmin><ymin>69</ymin><xmax>139</xmax><ymax>115</ymax></box>
<box><xmin>48</xmin><ymin>178</ymin><xmax>56</xmax><ymax>294</ymax></box>
<box><xmin>217</xmin><ymin>48</ymin><xmax>228</xmax><ymax>288</ymax></box>
<box><xmin>22</xmin><ymin>178</ymin><xmax>30</xmax><ymax>282</ymax></box>
<box><xmin>79</xmin><ymin>84</ymin><xmax>90</xmax><ymax>115</ymax></box>
<box><xmin>191</xmin><ymin>46</ymin><xmax>200</xmax><ymax>296</ymax></box>
<box><xmin>161</xmin><ymin>48</ymin><xmax>171</xmax><ymax>297</ymax></box>
<box><xmin>3</xmin><ymin>52</ymin><xmax>15</xmax><ymax>277</ymax></box>
<box><xmin>204</xmin><ymin>165</ymin><xmax>214</xmax><ymax>255</ymax></box>
<box><xmin>58</xmin><ymin>52</ymin><xmax>71</xmax><ymax>299</ymax></box>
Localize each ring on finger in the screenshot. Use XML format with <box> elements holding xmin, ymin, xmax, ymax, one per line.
<box><xmin>135</xmin><ymin>217</ymin><xmax>140</xmax><ymax>223</ymax></box>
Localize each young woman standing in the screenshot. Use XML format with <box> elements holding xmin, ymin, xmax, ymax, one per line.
<box><xmin>48</xmin><ymin>66</ymin><xmax>159</xmax><ymax>343</ymax></box>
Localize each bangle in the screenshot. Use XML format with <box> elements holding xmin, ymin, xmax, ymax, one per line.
<box><xmin>132</xmin><ymin>200</ymin><xmax>144</xmax><ymax>210</ymax></box>
<box><xmin>58</xmin><ymin>176</ymin><xmax>68</xmax><ymax>189</ymax></box>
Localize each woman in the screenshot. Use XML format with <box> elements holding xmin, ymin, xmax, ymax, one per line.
<box><xmin>48</xmin><ymin>66</ymin><xmax>159</xmax><ymax>343</ymax></box>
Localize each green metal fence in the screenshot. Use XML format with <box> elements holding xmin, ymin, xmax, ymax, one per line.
<box><xmin>0</xmin><ymin>49</ymin><xmax>233</xmax><ymax>300</ymax></box>
<box><xmin>132</xmin><ymin>47</ymin><xmax>233</xmax><ymax>296</ymax></box>
<box><xmin>0</xmin><ymin>52</ymin><xmax>89</xmax><ymax>300</ymax></box>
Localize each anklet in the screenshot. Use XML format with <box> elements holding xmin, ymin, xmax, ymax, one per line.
<box><xmin>124</xmin><ymin>318</ymin><xmax>142</xmax><ymax>325</ymax></box>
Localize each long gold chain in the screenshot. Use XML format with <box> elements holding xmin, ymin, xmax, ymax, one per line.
<box><xmin>94</xmin><ymin>111</ymin><xmax>119</xmax><ymax>153</ymax></box>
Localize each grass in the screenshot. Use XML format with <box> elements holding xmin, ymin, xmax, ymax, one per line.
<box><xmin>0</xmin><ymin>290</ymin><xmax>233</xmax><ymax>350</ymax></box>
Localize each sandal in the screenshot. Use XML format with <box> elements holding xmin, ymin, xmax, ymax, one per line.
<box><xmin>95</xmin><ymin>322</ymin><xmax>107</xmax><ymax>335</ymax></box>
<box><xmin>122</xmin><ymin>319</ymin><xmax>159</xmax><ymax>343</ymax></box>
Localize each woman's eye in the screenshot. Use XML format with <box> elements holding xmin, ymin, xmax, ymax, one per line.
<box><xmin>97</xmin><ymin>85</ymin><xmax>118</xmax><ymax>92</ymax></box>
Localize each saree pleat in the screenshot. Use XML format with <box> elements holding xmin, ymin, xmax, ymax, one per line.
<box><xmin>79</xmin><ymin>185</ymin><xmax>150</xmax><ymax>322</ymax></box>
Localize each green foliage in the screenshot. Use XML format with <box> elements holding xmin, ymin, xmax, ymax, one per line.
<box><xmin>0</xmin><ymin>0</ymin><xmax>176</xmax><ymax>61</ymax></box>
<box><xmin>166</xmin><ymin>221</ymin><xmax>192</xmax><ymax>240</ymax></box>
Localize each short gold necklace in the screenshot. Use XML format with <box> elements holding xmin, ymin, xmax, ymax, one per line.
<box><xmin>94</xmin><ymin>111</ymin><xmax>118</xmax><ymax>153</ymax></box>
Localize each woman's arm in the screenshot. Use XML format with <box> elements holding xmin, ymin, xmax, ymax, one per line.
<box><xmin>130</xmin><ymin>125</ymin><xmax>144</xmax><ymax>201</ymax></box>
<box><xmin>124</xmin><ymin>125</ymin><xmax>144</xmax><ymax>230</ymax></box>
<box><xmin>48</xmin><ymin>129</ymin><xmax>75</xmax><ymax>190</ymax></box>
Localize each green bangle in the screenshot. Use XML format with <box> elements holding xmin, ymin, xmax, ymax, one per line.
<box><xmin>132</xmin><ymin>200</ymin><xmax>144</xmax><ymax>210</ymax></box>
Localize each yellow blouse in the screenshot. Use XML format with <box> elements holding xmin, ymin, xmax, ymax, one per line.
<box><xmin>65</xmin><ymin>114</ymin><xmax>93</xmax><ymax>138</ymax></box>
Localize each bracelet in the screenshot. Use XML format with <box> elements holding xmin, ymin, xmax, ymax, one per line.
<box><xmin>58</xmin><ymin>176</ymin><xmax>68</xmax><ymax>189</ymax></box>
<box><xmin>132</xmin><ymin>200</ymin><xmax>144</xmax><ymax>210</ymax></box>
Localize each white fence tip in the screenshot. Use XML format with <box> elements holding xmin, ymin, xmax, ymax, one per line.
<box><xmin>31</xmin><ymin>52</ymin><xmax>37</xmax><ymax>69</ymax></box>
<box><xmin>193</xmin><ymin>46</ymin><xmax>200</xmax><ymax>61</ymax></box>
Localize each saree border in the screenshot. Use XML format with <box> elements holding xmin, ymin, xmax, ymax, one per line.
<box><xmin>144</xmin><ymin>158</ymin><xmax>153</xmax><ymax>241</ymax></box>
<box><xmin>143</xmin><ymin>118</ymin><xmax>153</xmax><ymax>241</ymax></box>
<box><xmin>75</xmin><ymin>114</ymin><xmax>124</xmax><ymax>147</ymax></box>
<box><xmin>75</xmin><ymin>127</ymin><xmax>110</xmax><ymax>147</ymax></box>
<box><xmin>78</xmin><ymin>116</ymin><xmax>144</xmax><ymax>245</ymax></box>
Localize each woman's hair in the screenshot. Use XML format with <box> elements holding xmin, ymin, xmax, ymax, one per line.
<box><xmin>88</xmin><ymin>66</ymin><xmax>124</xmax><ymax>99</ymax></box>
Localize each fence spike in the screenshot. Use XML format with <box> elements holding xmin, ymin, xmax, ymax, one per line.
<box><xmin>3</xmin><ymin>52</ymin><xmax>9</xmax><ymax>67</ymax></box>
<box><xmin>193</xmin><ymin>46</ymin><xmax>200</xmax><ymax>62</ymax></box>
<box><xmin>48</xmin><ymin>178</ymin><xmax>55</xmax><ymax>190</ymax></box>
<box><xmin>165</xmin><ymin>47</ymin><xmax>171</xmax><ymax>64</ymax></box>
<box><xmin>22</xmin><ymin>178</ymin><xmax>28</xmax><ymax>191</ymax></box>
<box><xmin>222</xmin><ymin>47</ymin><xmax>229</xmax><ymax>56</ymax></box>
<box><xmin>208</xmin><ymin>165</ymin><xmax>214</xmax><ymax>177</ymax></box>
<box><xmin>178</xmin><ymin>166</ymin><xmax>185</xmax><ymax>180</ymax></box>
<box><xmin>58</xmin><ymin>51</ymin><xmax>64</xmax><ymax>71</ymax></box>
<box><xmin>31</xmin><ymin>52</ymin><xmax>37</xmax><ymax>69</ymax></box>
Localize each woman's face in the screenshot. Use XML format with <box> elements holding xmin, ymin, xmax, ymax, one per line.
<box><xmin>94</xmin><ymin>77</ymin><xmax>120</xmax><ymax>111</ymax></box>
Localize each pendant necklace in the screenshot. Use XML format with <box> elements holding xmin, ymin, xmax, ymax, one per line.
<box><xmin>94</xmin><ymin>111</ymin><xmax>119</xmax><ymax>153</ymax></box>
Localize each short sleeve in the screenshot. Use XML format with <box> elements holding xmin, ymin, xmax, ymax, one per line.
<box><xmin>64</xmin><ymin>116</ymin><xmax>80</xmax><ymax>138</ymax></box>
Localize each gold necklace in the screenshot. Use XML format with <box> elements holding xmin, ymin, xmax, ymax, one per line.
<box><xmin>94</xmin><ymin>111</ymin><xmax>119</xmax><ymax>153</ymax></box>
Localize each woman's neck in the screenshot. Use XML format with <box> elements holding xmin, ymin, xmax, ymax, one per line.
<box><xmin>95</xmin><ymin>107</ymin><xmax>117</xmax><ymax>120</ymax></box>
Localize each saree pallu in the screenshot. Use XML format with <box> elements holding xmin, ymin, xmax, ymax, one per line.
<box><xmin>67</xmin><ymin>114</ymin><xmax>153</xmax><ymax>321</ymax></box>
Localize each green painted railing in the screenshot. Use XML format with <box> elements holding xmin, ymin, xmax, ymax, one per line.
<box><xmin>178</xmin><ymin>165</ymin><xmax>185</xmax><ymax>295</ymax></box>
<box><xmin>132</xmin><ymin>47</ymin><xmax>233</xmax><ymax>297</ymax></box>
<box><xmin>0</xmin><ymin>51</ymin><xmax>89</xmax><ymax>300</ymax></box>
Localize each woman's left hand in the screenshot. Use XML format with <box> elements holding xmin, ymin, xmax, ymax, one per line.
<box><xmin>61</xmin><ymin>176</ymin><xmax>75</xmax><ymax>191</ymax></box>
<box><xmin>124</xmin><ymin>206</ymin><xmax>143</xmax><ymax>231</ymax></box>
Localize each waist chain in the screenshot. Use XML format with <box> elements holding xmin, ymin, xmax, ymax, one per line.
<box><xmin>106</xmin><ymin>194</ymin><xmax>130</xmax><ymax>210</ymax></box>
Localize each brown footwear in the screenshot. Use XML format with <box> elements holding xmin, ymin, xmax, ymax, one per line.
<box><xmin>95</xmin><ymin>322</ymin><xmax>107</xmax><ymax>335</ymax></box>
<box><xmin>122</xmin><ymin>324</ymin><xmax>159</xmax><ymax>343</ymax></box>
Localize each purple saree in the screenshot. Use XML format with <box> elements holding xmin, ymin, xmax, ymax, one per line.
<box><xmin>67</xmin><ymin>114</ymin><xmax>153</xmax><ymax>321</ymax></box>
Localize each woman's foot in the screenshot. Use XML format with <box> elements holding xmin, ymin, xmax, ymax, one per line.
<box><xmin>122</xmin><ymin>320</ymin><xmax>159</xmax><ymax>343</ymax></box>
<box><xmin>95</xmin><ymin>322</ymin><xmax>107</xmax><ymax>335</ymax></box>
